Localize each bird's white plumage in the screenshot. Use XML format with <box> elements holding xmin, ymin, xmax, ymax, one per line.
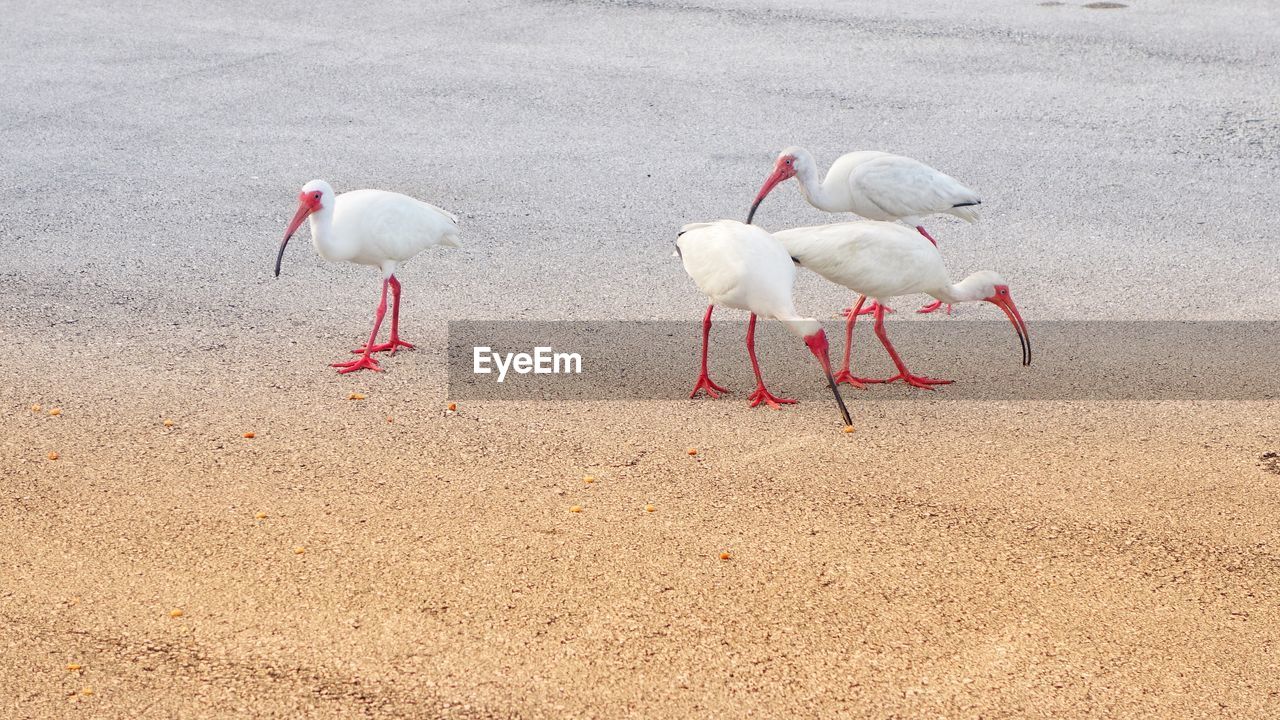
<box><xmin>275</xmin><ymin>179</ymin><xmax>462</xmax><ymax>375</ymax></box>
<box><xmin>676</xmin><ymin>219</ymin><xmax>855</xmax><ymax>425</ymax></box>
<box><xmin>785</xmin><ymin>147</ymin><xmax>980</xmax><ymax>226</ymax></box>
<box><xmin>303</xmin><ymin>179</ymin><xmax>460</xmax><ymax>276</ymax></box>
<box><xmin>677</xmin><ymin>220</ymin><xmax>816</xmax><ymax>336</ymax></box>
<box><xmin>773</xmin><ymin>221</ymin><xmax>1002</xmax><ymax>305</ymax></box>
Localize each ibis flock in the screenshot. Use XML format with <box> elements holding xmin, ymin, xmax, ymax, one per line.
<box><xmin>274</xmin><ymin>145</ymin><xmax>1030</xmax><ymax>428</ymax></box>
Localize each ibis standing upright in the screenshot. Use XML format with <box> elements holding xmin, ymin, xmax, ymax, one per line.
<box><xmin>676</xmin><ymin>220</ymin><xmax>853</xmax><ymax>427</ymax></box>
<box><xmin>773</xmin><ymin>221</ymin><xmax>1030</xmax><ymax>390</ymax></box>
<box><xmin>275</xmin><ymin>179</ymin><xmax>461</xmax><ymax>374</ymax></box>
<box><xmin>747</xmin><ymin>146</ymin><xmax>981</xmax><ymax>314</ymax></box>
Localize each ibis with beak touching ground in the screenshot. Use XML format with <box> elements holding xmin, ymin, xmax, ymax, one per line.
<box><xmin>772</xmin><ymin>221</ymin><xmax>1030</xmax><ymax>390</ymax></box>
<box><xmin>676</xmin><ymin>220</ymin><xmax>853</xmax><ymax>427</ymax></box>
<box><xmin>747</xmin><ymin>146</ymin><xmax>981</xmax><ymax>315</ymax></box>
<box><xmin>275</xmin><ymin>179</ymin><xmax>461</xmax><ymax>374</ymax></box>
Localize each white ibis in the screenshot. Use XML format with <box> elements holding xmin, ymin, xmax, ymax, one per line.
<box><xmin>274</xmin><ymin>179</ymin><xmax>460</xmax><ymax>374</ymax></box>
<box><xmin>772</xmin><ymin>221</ymin><xmax>1030</xmax><ymax>390</ymax></box>
<box><xmin>747</xmin><ymin>146</ymin><xmax>981</xmax><ymax>314</ymax></box>
<box><xmin>676</xmin><ymin>219</ymin><xmax>853</xmax><ymax>427</ymax></box>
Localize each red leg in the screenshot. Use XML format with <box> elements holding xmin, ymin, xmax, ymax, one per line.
<box><xmin>916</xmin><ymin>299</ymin><xmax>952</xmax><ymax>315</ymax></box>
<box><xmin>332</xmin><ymin>280</ymin><xmax>388</xmax><ymax>374</ymax></box>
<box><xmin>689</xmin><ymin>304</ymin><xmax>730</xmax><ymax>399</ymax></box>
<box><xmin>844</xmin><ymin>299</ymin><xmax>894</xmax><ymax>317</ymax></box>
<box><xmin>832</xmin><ymin>296</ymin><xmax>868</xmax><ymax>388</ymax></box>
<box><xmin>865</xmin><ymin>304</ymin><xmax>952</xmax><ymax>389</ymax></box>
<box><xmin>352</xmin><ymin>275</ymin><xmax>416</xmax><ymax>354</ymax></box>
<box><xmin>914</xmin><ymin>226</ymin><xmax>952</xmax><ymax>315</ymax></box>
<box><xmin>745</xmin><ymin>313</ymin><xmax>796</xmax><ymax>409</ymax></box>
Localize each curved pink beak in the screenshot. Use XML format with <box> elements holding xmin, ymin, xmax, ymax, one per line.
<box><xmin>986</xmin><ymin>295</ymin><xmax>1031</xmax><ymax>366</ymax></box>
<box><xmin>804</xmin><ymin>330</ymin><xmax>854</xmax><ymax>427</ymax></box>
<box><xmin>746</xmin><ymin>164</ymin><xmax>795</xmax><ymax>225</ymax></box>
<box><xmin>274</xmin><ymin>201</ymin><xmax>315</xmax><ymax>277</ymax></box>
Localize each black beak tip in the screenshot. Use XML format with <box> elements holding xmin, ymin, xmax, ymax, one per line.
<box><xmin>823</xmin><ymin>372</ymin><xmax>853</xmax><ymax>428</ymax></box>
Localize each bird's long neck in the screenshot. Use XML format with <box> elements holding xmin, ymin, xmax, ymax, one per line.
<box><xmin>930</xmin><ymin>275</ymin><xmax>988</xmax><ymax>305</ymax></box>
<box><xmin>794</xmin><ymin>151</ymin><xmax>841</xmax><ymax>213</ymax></box>
<box><xmin>779</xmin><ymin>316</ymin><xmax>820</xmax><ymax>339</ymax></box>
<box><xmin>307</xmin><ymin>204</ymin><xmax>342</xmax><ymax>258</ymax></box>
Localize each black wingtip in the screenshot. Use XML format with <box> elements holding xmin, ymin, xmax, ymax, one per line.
<box><xmin>952</xmin><ymin>200</ymin><xmax>982</xmax><ymax>208</ymax></box>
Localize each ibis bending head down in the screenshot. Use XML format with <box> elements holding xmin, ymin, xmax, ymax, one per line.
<box><xmin>773</xmin><ymin>221</ymin><xmax>1029</xmax><ymax>390</ymax></box>
<box><xmin>275</xmin><ymin>179</ymin><xmax>461</xmax><ymax>374</ymax></box>
<box><xmin>747</xmin><ymin>146</ymin><xmax>982</xmax><ymax>315</ymax></box>
<box><xmin>675</xmin><ymin>219</ymin><xmax>853</xmax><ymax>427</ymax></box>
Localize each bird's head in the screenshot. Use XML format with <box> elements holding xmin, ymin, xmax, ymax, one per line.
<box><xmin>956</xmin><ymin>270</ymin><xmax>1005</xmax><ymax>301</ymax></box>
<box><xmin>275</xmin><ymin>179</ymin><xmax>334</xmax><ymax>277</ymax></box>
<box><xmin>781</xmin><ymin>319</ymin><xmax>854</xmax><ymax>427</ymax></box>
<box><xmin>298</xmin><ymin>179</ymin><xmax>329</xmax><ymax>211</ymax></box>
<box><xmin>958</xmin><ymin>271</ymin><xmax>1031</xmax><ymax>367</ymax></box>
<box><xmin>746</xmin><ymin>146</ymin><xmax>809</xmax><ymax>225</ymax></box>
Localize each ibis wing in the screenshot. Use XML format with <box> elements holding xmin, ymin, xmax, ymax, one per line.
<box><xmin>849</xmin><ymin>156</ymin><xmax>980</xmax><ymax>221</ymax></box>
<box><xmin>677</xmin><ymin>220</ymin><xmax>796</xmax><ymax>313</ymax></box>
<box><xmin>775</xmin><ymin>221</ymin><xmax>948</xmax><ymax>299</ymax></box>
<box><xmin>352</xmin><ymin>191</ymin><xmax>461</xmax><ymax>259</ymax></box>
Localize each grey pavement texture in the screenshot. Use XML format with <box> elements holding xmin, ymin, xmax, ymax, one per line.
<box><xmin>1</xmin><ymin>0</ymin><xmax>1278</xmax><ymax>356</ymax></box>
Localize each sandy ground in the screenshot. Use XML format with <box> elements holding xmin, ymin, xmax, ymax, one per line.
<box><xmin>3</xmin><ymin>0</ymin><xmax>1280</xmax><ymax>717</ymax></box>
